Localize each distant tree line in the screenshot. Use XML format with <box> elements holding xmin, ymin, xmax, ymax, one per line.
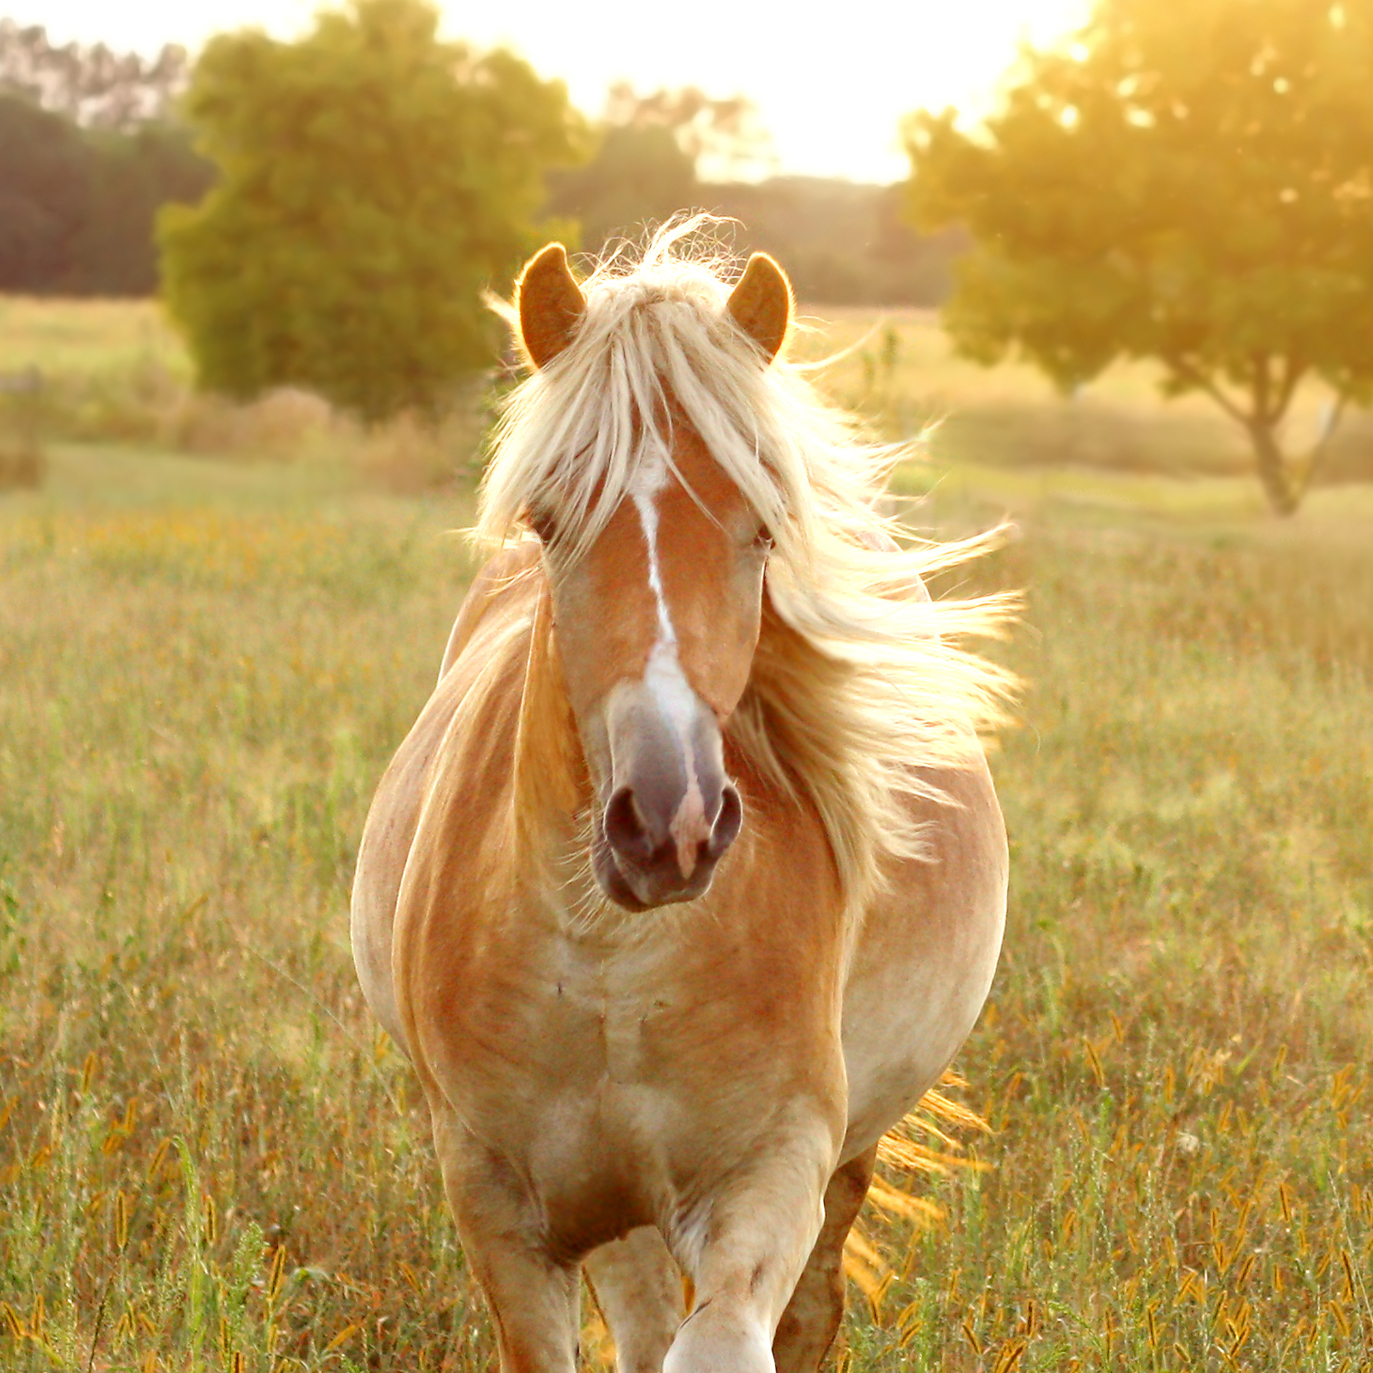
<box><xmin>0</xmin><ymin>19</ymin><xmax>955</xmax><ymax>309</ymax></box>
<box><xmin>0</xmin><ymin>17</ymin><xmax>187</xmax><ymax>126</ymax></box>
<box><xmin>698</xmin><ymin>179</ymin><xmax>964</xmax><ymax>307</ymax></box>
<box><xmin>0</xmin><ymin>21</ymin><xmax>213</xmax><ymax>294</ymax></box>
<box><xmin>545</xmin><ymin>83</ymin><xmax>962</xmax><ymax>306</ymax></box>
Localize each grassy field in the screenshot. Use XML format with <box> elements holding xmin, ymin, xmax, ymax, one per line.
<box><xmin>798</xmin><ymin>308</ymin><xmax>1373</xmax><ymax>487</ymax></box>
<box><xmin>4</xmin><ymin>295</ymin><xmax>1372</xmax><ymax>488</ymax></box>
<box><xmin>2</xmin><ymin>300</ymin><xmax>1371</xmax><ymax>1372</ymax></box>
<box><xmin>0</xmin><ymin>298</ymin><xmax>481</xmax><ymax>488</ymax></box>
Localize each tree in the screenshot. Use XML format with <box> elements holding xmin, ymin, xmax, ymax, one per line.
<box><xmin>0</xmin><ymin>26</ymin><xmax>211</xmax><ymax>295</ymax></box>
<box><xmin>74</xmin><ymin>123</ymin><xmax>214</xmax><ymax>295</ymax></box>
<box><xmin>159</xmin><ymin>0</ymin><xmax>584</xmax><ymax>422</ymax></box>
<box><xmin>0</xmin><ymin>93</ymin><xmax>212</xmax><ymax>295</ymax></box>
<box><xmin>905</xmin><ymin>0</ymin><xmax>1373</xmax><ymax>514</ymax></box>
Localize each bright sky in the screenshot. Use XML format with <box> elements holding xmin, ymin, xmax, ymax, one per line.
<box><xmin>23</xmin><ymin>0</ymin><xmax>1090</xmax><ymax>181</ymax></box>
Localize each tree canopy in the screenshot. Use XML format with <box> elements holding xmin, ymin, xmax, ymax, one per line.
<box><xmin>906</xmin><ymin>0</ymin><xmax>1373</xmax><ymax>513</ymax></box>
<box><xmin>159</xmin><ymin>0</ymin><xmax>584</xmax><ymax>422</ymax></box>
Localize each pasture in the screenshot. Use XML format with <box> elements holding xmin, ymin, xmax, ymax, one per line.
<box><xmin>1</xmin><ymin>300</ymin><xmax>1370</xmax><ymax>1371</ymax></box>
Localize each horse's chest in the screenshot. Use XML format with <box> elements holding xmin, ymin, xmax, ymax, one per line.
<box><xmin>426</xmin><ymin>914</ymin><xmax>841</xmax><ymax>1218</ymax></box>
<box><xmin>460</xmin><ymin>931</ymin><xmax>726</xmax><ymax>1118</ymax></box>
<box><xmin>440</xmin><ymin>940</ymin><xmax>690</xmax><ymax>1233</ymax></box>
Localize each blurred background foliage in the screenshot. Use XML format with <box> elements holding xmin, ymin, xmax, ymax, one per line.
<box><xmin>0</xmin><ymin>23</ymin><xmax>212</xmax><ymax>297</ymax></box>
<box><xmin>0</xmin><ymin>0</ymin><xmax>965</xmax><ymax>418</ymax></box>
<box><xmin>1</xmin><ymin>0</ymin><xmax>1372</xmax><ymax>505</ymax></box>
<box><xmin>156</xmin><ymin>0</ymin><xmax>584</xmax><ymax>422</ymax></box>
<box><xmin>908</xmin><ymin>0</ymin><xmax>1373</xmax><ymax>513</ymax></box>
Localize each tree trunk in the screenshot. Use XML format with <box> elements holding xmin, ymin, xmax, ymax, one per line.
<box><xmin>1246</xmin><ymin>420</ymin><xmax>1299</xmax><ymax>516</ymax></box>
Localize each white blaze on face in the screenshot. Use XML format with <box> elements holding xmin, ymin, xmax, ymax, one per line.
<box><xmin>630</xmin><ymin>447</ymin><xmax>708</xmax><ymax>880</ymax></box>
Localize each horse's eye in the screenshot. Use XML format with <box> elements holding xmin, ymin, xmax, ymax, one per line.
<box><xmin>527</xmin><ymin>510</ymin><xmax>557</xmax><ymax>544</ymax></box>
<box><xmin>753</xmin><ymin>525</ymin><xmax>776</xmax><ymax>552</ymax></box>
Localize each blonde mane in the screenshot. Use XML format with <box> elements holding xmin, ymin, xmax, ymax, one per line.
<box><xmin>478</xmin><ymin>218</ymin><xmax>1017</xmax><ymax>909</ymax></box>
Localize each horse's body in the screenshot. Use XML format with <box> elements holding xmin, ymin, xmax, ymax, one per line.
<box><xmin>351</xmin><ymin>226</ymin><xmax>1012</xmax><ymax>1373</ymax></box>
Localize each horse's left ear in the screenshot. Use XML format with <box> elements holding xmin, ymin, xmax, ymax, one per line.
<box><xmin>517</xmin><ymin>243</ymin><xmax>586</xmax><ymax>368</ymax></box>
<box><xmin>727</xmin><ymin>252</ymin><xmax>792</xmax><ymax>362</ymax></box>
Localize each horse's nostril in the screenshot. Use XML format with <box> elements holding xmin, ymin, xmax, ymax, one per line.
<box><xmin>604</xmin><ymin>786</ymin><xmax>655</xmax><ymax>860</ymax></box>
<box><xmin>710</xmin><ymin>784</ymin><xmax>743</xmax><ymax>858</ymax></box>
<box><xmin>605</xmin><ymin>780</ymin><xmax>741</xmax><ymax>882</ymax></box>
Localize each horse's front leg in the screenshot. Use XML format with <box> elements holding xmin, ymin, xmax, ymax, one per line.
<box><xmin>430</xmin><ymin>1109</ymin><xmax>581</xmax><ymax>1373</ymax></box>
<box><xmin>585</xmin><ymin>1226</ymin><xmax>685</xmax><ymax>1373</ymax></box>
<box><xmin>663</xmin><ymin>1131</ymin><xmax>837</xmax><ymax>1373</ymax></box>
<box><xmin>771</xmin><ymin>1147</ymin><xmax>877</xmax><ymax>1373</ymax></box>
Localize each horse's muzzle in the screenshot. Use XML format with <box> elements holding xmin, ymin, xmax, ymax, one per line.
<box><xmin>595</xmin><ymin>680</ymin><xmax>744</xmax><ymax>909</ymax></box>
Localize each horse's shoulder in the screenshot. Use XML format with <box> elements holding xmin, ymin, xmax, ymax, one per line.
<box><xmin>438</xmin><ymin>541</ymin><xmax>543</xmax><ymax>682</ymax></box>
<box><xmin>363</xmin><ymin>545</ymin><xmax>540</xmax><ymax>879</ymax></box>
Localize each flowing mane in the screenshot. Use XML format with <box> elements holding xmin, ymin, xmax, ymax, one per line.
<box><xmin>477</xmin><ymin>219</ymin><xmax>1017</xmax><ymax>909</ymax></box>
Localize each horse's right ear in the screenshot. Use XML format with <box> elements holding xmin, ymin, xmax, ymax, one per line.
<box><xmin>517</xmin><ymin>243</ymin><xmax>586</xmax><ymax>369</ymax></box>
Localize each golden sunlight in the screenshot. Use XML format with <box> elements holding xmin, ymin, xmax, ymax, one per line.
<box><xmin>28</xmin><ymin>0</ymin><xmax>1089</xmax><ymax>179</ymax></box>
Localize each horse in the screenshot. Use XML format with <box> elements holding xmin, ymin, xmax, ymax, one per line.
<box><xmin>350</xmin><ymin>220</ymin><xmax>1015</xmax><ymax>1373</ymax></box>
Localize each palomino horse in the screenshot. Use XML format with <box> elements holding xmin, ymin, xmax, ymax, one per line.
<box><xmin>351</xmin><ymin>223</ymin><xmax>1014</xmax><ymax>1373</ymax></box>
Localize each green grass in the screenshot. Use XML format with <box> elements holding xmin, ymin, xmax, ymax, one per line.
<box><xmin>1</xmin><ymin>305</ymin><xmax>1371</xmax><ymax>1369</ymax></box>
<box><xmin>851</xmin><ymin>475</ymin><xmax>1373</xmax><ymax>1372</ymax></box>
<box><xmin>1</xmin><ymin>446</ymin><xmax>480</xmax><ymax>1371</ymax></box>
<box><xmin>0</xmin><ymin>299</ymin><xmax>482</xmax><ymax>486</ymax></box>
<box><xmin>798</xmin><ymin>308</ymin><xmax>1373</xmax><ymax>487</ymax></box>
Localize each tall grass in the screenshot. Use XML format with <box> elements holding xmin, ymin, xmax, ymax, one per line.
<box><xmin>1</xmin><ymin>381</ymin><xmax>1370</xmax><ymax>1366</ymax></box>
<box><xmin>0</xmin><ymin>297</ymin><xmax>486</xmax><ymax>493</ymax></box>
<box><xmin>1</xmin><ymin>449</ymin><xmax>483</xmax><ymax>1370</ymax></box>
<box><xmin>845</xmin><ymin>489</ymin><xmax>1373</xmax><ymax>1371</ymax></box>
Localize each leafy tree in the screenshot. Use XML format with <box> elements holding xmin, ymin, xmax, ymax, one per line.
<box><xmin>0</xmin><ymin>26</ymin><xmax>210</xmax><ymax>295</ymax></box>
<box><xmin>0</xmin><ymin>94</ymin><xmax>211</xmax><ymax>295</ymax></box>
<box><xmin>159</xmin><ymin>0</ymin><xmax>584</xmax><ymax>421</ymax></box>
<box><xmin>906</xmin><ymin>0</ymin><xmax>1373</xmax><ymax>513</ymax></box>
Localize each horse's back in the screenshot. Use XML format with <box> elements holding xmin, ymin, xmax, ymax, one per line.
<box><xmin>350</xmin><ymin>544</ymin><xmax>541</xmax><ymax>1056</ymax></box>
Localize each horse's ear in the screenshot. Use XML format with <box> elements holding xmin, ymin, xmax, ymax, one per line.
<box><xmin>727</xmin><ymin>252</ymin><xmax>792</xmax><ymax>362</ymax></box>
<box><xmin>517</xmin><ymin>243</ymin><xmax>586</xmax><ymax>368</ymax></box>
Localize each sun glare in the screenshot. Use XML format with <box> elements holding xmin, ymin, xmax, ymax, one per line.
<box><xmin>25</xmin><ymin>0</ymin><xmax>1089</xmax><ymax>180</ymax></box>
<box><xmin>446</xmin><ymin>0</ymin><xmax>1091</xmax><ymax>180</ymax></box>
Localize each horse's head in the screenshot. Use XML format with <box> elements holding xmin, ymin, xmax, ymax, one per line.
<box><xmin>506</xmin><ymin>242</ymin><xmax>793</xmax><ymax>911</ymax></box>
